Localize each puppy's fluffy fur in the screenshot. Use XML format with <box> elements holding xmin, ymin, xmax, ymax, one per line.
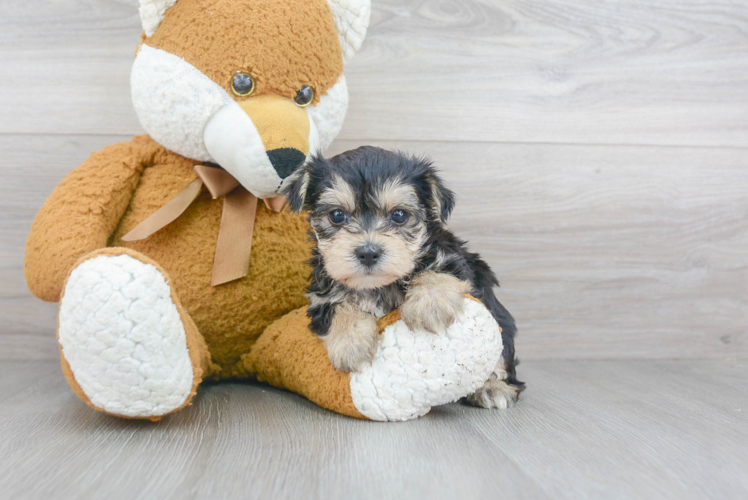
<box><xmin>284</xmin><ymin>146</ymin><xmax>524</xmax><ymax>408</ymax></box>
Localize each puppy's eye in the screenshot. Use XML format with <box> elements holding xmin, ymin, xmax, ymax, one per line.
<box><xmin>293</xmin><ymin>85</ymin><xmax>314</xmax><ymax>107</ymax></box>
<box><xmin>231</xmin><ymin>71</ymin><xmax>255</xmax><ymax>97</ymax></box>
<box><xmin>391</xmin><ymin>209</ymin><xmax>409</xmax><ymax>225</ymax></box>
<box><xmin>329</xmin><ymin>209</ymin><xmax>347</xmax><ymax>225</ymax></box>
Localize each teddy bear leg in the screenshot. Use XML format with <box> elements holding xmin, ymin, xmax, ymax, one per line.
<box><xmin>240</xmin><ymin>309</ymin><xmax>368</xmax><ymax>419</ymax></box>
<box><xmin>57</xmin><ymin>248</ymin><xmax>215</xmax><ymax>420</ymax></box>
<box><xmin>241</xmin><ymin>297</ymin><xmax>504</xmax><ymax>421</ymax></box>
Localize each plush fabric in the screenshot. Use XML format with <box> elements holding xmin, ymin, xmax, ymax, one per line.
<box><xmin>139</xmin><ymin>0</ymin><xmax>180</xmax><ymax>37</ymax></box>
<box><xmin>59</xmin><ymin>247</ymin><xmax>215</xmax><ymax>421</ymax></box>
<box><xmin>25</xmin><ymin>138</ymin><xmax>151</xmax><ymax>302</ymax></box>
<box><xmin>349</xmin><ymin>299</ymin><xmax>503</xmax><ymax>421</ymax></box>
<box><xmin>308</xmin><ymin>76</ymin><xmax>349</xmax><ymax>151</ymax></box>
<box><xmin>24</xmin><ymin>0</ymin><xmax>504</xmax><ymax>422</ymax></box>
<box><xmin>131</xmin><ymin>44</ymin><xmax>232</xmax><ymax>163</ymax></box>
<box><xmin>27</xmin><ymin>134</ymin><xmax>312</xmax><ymax>377</ymax></box>
<box><xmin>146</xmin><ymin>0</ymin><xmax>343</xmax><ymax>105</ymax></box>
<box><xmin>240</xmin><ymin>300</ymin><xmax>503</xmax><ymax>422</ymax></box>
<box><xmin>141</xmin><ymin>0</ymin><xmax>369</xmax><ymax>63</ymax></box>
<box><xmin>130</xmin><ymin>0</ymin><xmax>349</xmax><ymax>197</ymax></box>
<box><xmin>202</xmin><ymin>96</ymin><xmax>321</xmax><ymax>197</ymax></box>
<box><xmin>242</xmin><ymin>307</ymin><xmax>366</xmax><ymax>420</ymax></box>
<box><xmin>327</xmin><ymin>0</ymin><xmax>372</xmax><ymax>62</ymax></box>
<box><xmin>108</xmin><ymin>137</ymin><xmax>313</xmax><ymax>376</ymax></box>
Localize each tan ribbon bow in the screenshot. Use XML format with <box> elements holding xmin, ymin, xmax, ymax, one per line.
<box><xmin>122</xmin><ymin>165</ymin><xmax>285</xmax><ymax>287</ymax></box>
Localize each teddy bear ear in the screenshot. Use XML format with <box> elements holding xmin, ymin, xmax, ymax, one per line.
<box><xmin>139</xmin><ymin>1</ymin><xmax>371</xmax><ymax>60</ymax></box>
<box><xmin>327</xmin><ymin>0</ymin><xmax>372</xmax><ymax>63</ymax></box>
<box><xmin>139</xmin><ymin>0</ymin><xmax>179</xmax><ymax>37</ymax></box>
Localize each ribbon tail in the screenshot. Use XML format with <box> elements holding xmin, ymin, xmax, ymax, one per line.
<box><xmin>122</xmin><ymin>178</ymin><xmax>204</xmax><ymax>242</ymax></box>
<box><xmin>194</xmin><ymin>164</ymin><xmax>239</xmax><ymax>198</ymax></box>
<box><xmin>263</xmin><ymin>196</ymin><xmax>287</xmax><ymax>212</ymax></box>
<box><xmin>211</xmin><ymin>188</ymin><xmax>258</xmax><ymax>287</ymax></box>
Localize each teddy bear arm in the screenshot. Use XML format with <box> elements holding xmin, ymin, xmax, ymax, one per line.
<box><xmin>25</xmin><ymin>139</ymin><xmax>149</xmax><ymax>302</ymax></box>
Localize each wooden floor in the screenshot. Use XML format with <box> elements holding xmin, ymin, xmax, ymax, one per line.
<box><xmin>2</xmin><ymin>0</ymin><xmax>748</xmax><ymax>498</ymax></box>
<box><xmin>1</xmin><ymin>359</ymin><xmax>746</xmax><ymax>499</ymax></box>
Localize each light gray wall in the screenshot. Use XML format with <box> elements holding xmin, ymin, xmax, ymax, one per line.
<box><xmin>2</xmin><ymin>0</ymin><xmax>746</xmax><ymax>360</ymax></box>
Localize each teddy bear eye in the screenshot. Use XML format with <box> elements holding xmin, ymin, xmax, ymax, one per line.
<box><xmin>293</xmin><ymin>85</ymin><xmax>314</xmax><ymax>107</ymax></box>
<box><xmin>329</xmin><ymin>209</ymin><xmax>347</xmax><ymax>225</ymax></box>
<box><xmin>231</xmin><ymin>71</ymin><xmax>255</xmax><ymax>97</ymax></box>
<box><xmin>391</xmin><ymin>209</ymin><xmax>409</xmax><ymax>225</ymax></box>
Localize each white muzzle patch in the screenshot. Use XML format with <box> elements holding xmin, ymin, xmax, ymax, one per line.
<box><xmin>203</xmin><ymin>102</ymin><xmax>321</xmax><ymax>198</ymax></box>
<box><xmin>131</xmin><ymin>44</ymin><xmax>232</xmax><ymax>162</ymax></box>
<box><xmin>203</xmin><ymin>102</ymin><xmax>281</xmax><ymax>198</ymax></box>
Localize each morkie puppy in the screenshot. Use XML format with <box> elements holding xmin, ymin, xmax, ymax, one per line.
<box><xmin>283</xmin><ymin>146</ymin><xmax>524</xmax><ymax>409</ymax></box>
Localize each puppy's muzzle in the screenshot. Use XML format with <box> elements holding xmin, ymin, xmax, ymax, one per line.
<box><xmin>355</xmin><ymin>244</ymin><xmax>383</xmax><ymax>268</ymax></box>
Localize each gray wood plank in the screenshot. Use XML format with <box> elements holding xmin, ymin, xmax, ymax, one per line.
<box><xmin>1</xmin><ymin>359</ymin><xmax>746</xmax><ymax>499</ymax></box>
<box><xmin>0</xmin><ymin>361</ymin><xmax>546</xmax><ymax>500</ymax></box>
<box><xmin>328</xmin><ymin>139</ymin><xmax>748</xmax><ymax>360</ymax></box>
<box><xmin>458</xmin><ymin>360</ymin><xmax>748</xmax><ymax>499</ymax></box>
<box><xmin>0</xmin><ymin>0</ymin><xmax>747</xmax><ymax>147</ymax></box>
<box><xmin>0</xmin><ymin>360</ymin><xmax>59</xmax><ymax>402</ymax></box>
<box><xmin>3</xmin><ymin>134</ymin><xmax>747</xmax><ymax>360</ymax></box>
<box><xmin>0</xmin><ymin>134</ymin><xmax>128</xmax><ymax>361</ymax></box>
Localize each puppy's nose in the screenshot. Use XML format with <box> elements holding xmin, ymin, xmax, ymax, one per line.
<box><xmin>355</xmin><ymin>244</ymin><xmax>383</xmax><ymax>268</ymax></box>
<box><xmin>267</xmin><ymin>148</ymin><xmax>306</xmax><ymax>179</ymax></box>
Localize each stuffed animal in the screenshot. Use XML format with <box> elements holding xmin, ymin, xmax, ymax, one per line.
<box><xmin>24</xmin><ymin>0</ymin><xmax>505</xmax><ymax>422</ymax></box>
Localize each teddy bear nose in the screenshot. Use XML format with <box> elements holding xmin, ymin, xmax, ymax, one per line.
<box><xmin>355</xmin><ymin>244</ymin><xmax>383</xmax><ymax>268</ymax></box>
<box><xmin>267</xmin><ymin>148</ymin><xmax>306</xmax><ymax>179</ymax></box>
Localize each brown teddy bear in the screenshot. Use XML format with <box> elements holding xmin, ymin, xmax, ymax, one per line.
<box><xmin>24</xmin><ymin>0</ymin><xmax>505</xmax><ymax>422</ymax></box>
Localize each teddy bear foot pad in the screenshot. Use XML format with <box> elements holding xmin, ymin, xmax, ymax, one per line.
<box><xmin>58</xmin><ymin>254</ymin><xmax>195</xmax><ymax>418</ymax></box>
<box><xmin>350</xmin><ymin>299</ymin><xmax>504</xmax><ymax>421</ymax></box>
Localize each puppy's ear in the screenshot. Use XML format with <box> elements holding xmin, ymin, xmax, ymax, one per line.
<box><xmin>283</xmin><ymin>168</ymin><xmax>311</xmax><ymax>213</ymax></box>
<box><xmin>427</xmin><ymin>170</ymin><xmax>455</xmax><ymax>223</ymax></box>
<box><xmin>283</xmin><ymin>154</ymin><xmax>332</xmax><ymax>212</ymax></box>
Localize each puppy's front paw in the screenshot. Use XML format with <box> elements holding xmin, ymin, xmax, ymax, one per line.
<box><xmin>466</xmin><ymin>379</ymin><xmax>521</xmax><ymax>410</ymax></box>
<box><xmin>401</xmin><ymin>272</ymin><xmax>471</xmax><ymax>333</ymax></box>
<box><xmin>322</xmin><ymin>304</ymin><xmax>379</xmax><ymax>372</ymax></box>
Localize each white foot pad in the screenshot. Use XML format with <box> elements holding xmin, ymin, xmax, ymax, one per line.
<box><xmin>58</xmin><ymin>254</ymin><xmax>194</xmax><ymax>418</ymax></box>
<box><xmin>350</xmin><ymin>299</ymin><xmax>503</xmax><ymax>421</ymax></box>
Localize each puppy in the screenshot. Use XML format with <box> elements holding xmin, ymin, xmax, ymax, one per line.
<box><xmin>283</xmin><ymin>146</ymin><xmax>524</xmax><ymax>409</ymax></box>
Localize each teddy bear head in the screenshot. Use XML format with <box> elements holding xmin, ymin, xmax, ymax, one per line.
<box><xmin>132</xmin><ymin>0</ymin><xmax>371</xmax><ymax>199</ymax></box>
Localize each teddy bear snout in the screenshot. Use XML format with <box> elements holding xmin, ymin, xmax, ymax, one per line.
<box><xmin>203</xmin><ymin>97</ymin><xmax>321</xmax><ymax>198</ymax></box>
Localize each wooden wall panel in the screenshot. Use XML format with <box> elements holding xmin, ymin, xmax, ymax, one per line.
<box><xmin>3</xmin><ymin>135</ymin><xmax>746</xmax><ymax>359</ymax></box>
<box><xmin>0</xmin><ymin>1</ymin><xmax>747</xmax><ymax>146</ymax></box>
<box><xmin>1</xmin><ymin>0</ymin><xmax>746</xmax><ymax>359</ymax></box>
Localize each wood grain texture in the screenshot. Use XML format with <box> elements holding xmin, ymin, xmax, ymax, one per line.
<box><xmin>3</xmin><ymin>2</ymin><xmax>748</xmax><ymax>498</ymax></box>
<box><xmin>1</xmin><ymin>359</ymin><xmax>747</xmax><ymax>499</ymax></box>
<box><xmin>4</xmin><ymin>134</ymin><xmax>746</xmax><ymax>360</ymax></box>
<box><xmin>329</xmin><ymin>139</ymin><xmax>748</xmax><ymax>360</ymax></box>
<box><xmin>0</xmin><ymin>0</ymin><xmax>747</xmax><ymax>146</ymax></box>
<box><xmin>349</xmin><ymin>0</ymin><xmax>748</xmax><ymax>146</ymax></box>
<box><xmin>1</xmin><ymin>1</ymin><xmax>747</xmax><ymax>359</ymax></box>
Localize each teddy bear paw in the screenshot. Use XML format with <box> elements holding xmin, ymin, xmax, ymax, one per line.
<box><xmin>58</xmin><ymin>253</ymin><xmax>195</xmax><ymax>418</ymax></box>
<box><xmin>349</xmin><ymin>298</ymin><xmax>503</xmax><ymax>421</ymax></box>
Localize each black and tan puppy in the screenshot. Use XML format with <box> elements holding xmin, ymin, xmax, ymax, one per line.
<box><xmin>284</xmin><ymin>146</ymin><xmax>524</xmax><ymax>409</ymax></box>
